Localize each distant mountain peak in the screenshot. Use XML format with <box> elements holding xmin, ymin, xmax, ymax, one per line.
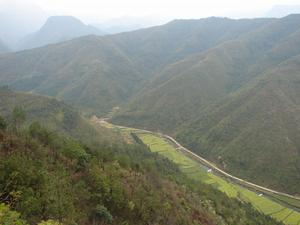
<box><xmin>18</xmin><ymin>15</ymin><xmax>104</xmax><ymax>50</ymax></box>
<box><xmin>43</xmin><ymin>16</ymin><xmax>85</xmax><ymax>28</ymax></box>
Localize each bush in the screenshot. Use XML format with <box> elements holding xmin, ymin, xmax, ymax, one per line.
<box><xmin>0</xmin><ymin>203</ymin><xmax>28</xmax><ymax>225</ymax></box>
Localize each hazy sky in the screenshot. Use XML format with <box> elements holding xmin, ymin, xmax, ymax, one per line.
<box><xmin>2</xmin><ymin>0</ymin><xmax>300</xmax><ymax>23</ymax></box>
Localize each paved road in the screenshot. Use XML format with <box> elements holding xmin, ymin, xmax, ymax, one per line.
<box><xmin>162</xmin><ymin>134</ymin><xmax>300</xmax><ymax>202</ymax></box>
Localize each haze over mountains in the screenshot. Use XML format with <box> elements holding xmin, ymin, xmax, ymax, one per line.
<box><xmin>1</xmin><ymin>14</ymin><xmax>300</xmax><ymax>196</ymax></box>
<box><xmin>266</xmin><ymin>5</ymin><xmax>300</xmax><ymax>17</ymax></box>
<box><xmin>18</xmin><ymin>16</ymin><xmax>104</xmax><ymax>50</ymax></box>
<box><xmin>1</xmin><ymin>1</ymin><xmax>299</xmax><ymax>51</ymax></box>
<box><xmin>0</xmin><ymin>1</ymin><xmax>47</xmax><ymax>49</ymax></box>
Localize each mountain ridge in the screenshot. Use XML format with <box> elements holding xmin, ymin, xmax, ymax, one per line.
<box><xmin>18</xmin><ymin>16</ymin><xmax>104</xmax><ymax>50</ymax></box>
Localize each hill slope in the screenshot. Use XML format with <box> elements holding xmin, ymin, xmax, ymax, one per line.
<box><xmin>0</xmin><ymin>36</ymin><xmax>144</xmax><ymax>115</ymax></box>
<box><xmin>112</xmin><ymin>15</ymin><xmax>300</xmax><ymax>194</ymax></box>
<box><xmin>18</xmin><ymin>16</ymin><xmax>104</xmax><ymax>50</ymax></box>
<box><xmin>109</xmin><ymin>17</ymin><xmax>274</xmax><ymax>75</ymax></box>
<box><xmin>177</xmin><ymin>54</ymin><xmax>300</xmax><ymax>195</ymax></box>
<box><xmin>0</xmin><ymin>17</ymin><xmax>273</xmax><ymax>115</ymax></box>
<box><xmin>0</xmin><ymin>90</ymin><xmax>283</xmax><ymax>225</ymax></box>
<box><xmin>0</xmin><ymin>88</ymin><xmax>115</xmax><ymax>143</ymax></box>
<box><xmin>114</xmin><ymin>15</ymin><xmax>300</xmax><ymax>130</ymax></box>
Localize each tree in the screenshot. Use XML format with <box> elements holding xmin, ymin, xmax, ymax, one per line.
<box><xmin>94</xmin><ymin>205</ymin><xmax>113</xmax><ymax>224</ymax></box>
<box><xmin>12</xmin><ymin>107</ymin><xmax>26</xmax><ymax>132</ymax></box>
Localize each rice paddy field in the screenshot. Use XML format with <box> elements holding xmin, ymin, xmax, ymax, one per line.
<box><xmin>99</xmin><ymin>121</ymin><xmax>300</xmax><ymax>225</ymax></box>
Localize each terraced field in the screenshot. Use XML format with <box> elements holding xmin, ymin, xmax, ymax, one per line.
<box><xmin>94</xmin><ymin>119</ymin><xmax>300</xmax><ymax>225</ymax></box>
<box><xmin>136</xmin><ymin>133</ymin><xmax>300</xmax><ymax>225</ymax></box>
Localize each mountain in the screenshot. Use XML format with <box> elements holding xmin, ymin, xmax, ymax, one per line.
<box><xmin>109</xmin><ymin>17</ymin><xmax>274</xmax><ymax>75</ymax></box>
<box><xmin>0</xmin><ymin>17</ymin><xmax>273</xmax><ymax>115</ymax></box>
<box><xmin>18</xmin><ymin>16</ymin><xmax>104</xmax><ymax>50</ymax></box>
<box><xmin>177</xmin><ymin>55</ymin><xmax>300</xmax><ymax>195</ymax></box>
<box><xmin>0</xmin><ymin>90</ymin><xmax>281</xmax><ymax>225</ymax></box>
<box><xmin>0</xmin><ymin>36</ymin><xmax>144</xmax><ymax>115</ymax></box>
<box><xmin>114</xmin><ymin>15</ymin><xmax>300</xmax><ymax>130</ymax></box>
<box><xmin>113</xmin><ymin>15</ymin><xmax>300</xmax><ymax>194</ymax></box>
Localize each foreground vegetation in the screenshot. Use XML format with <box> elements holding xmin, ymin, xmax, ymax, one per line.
<box><xmin>0</xmin><ymin>103</ymin><xmax>284</xmax><ymax>225</ymax></box>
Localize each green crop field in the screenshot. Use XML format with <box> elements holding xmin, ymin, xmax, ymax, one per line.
<box><xmin>135</xmin><ymin>132</ymin><xmax>300</xmax><ymax>225</ymax></box>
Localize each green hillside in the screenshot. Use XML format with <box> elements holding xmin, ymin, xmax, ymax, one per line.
<box><xmin>0</xmin><ymin>91</ymin><xmax>283</xmax><ymax>225</ymax></box>
<box><xmin>114</xmin><ymin>15</ymin><xmax>300</xmax><ymax>132</ymax></box>
<box><xmin>0</xmin><ymin>88</ymin><xmax>117</xmax><ymax>144</ymax></box>
<box><xmin>0</xmin><ymin>17</ymin><xmax>273</xmax><ymax>115</ymax></box>
<box><xmin>177</xmin><ymin>54</ymin><xmax>300</xmax><ymax>195</ymax></box>
<box><xmin>109</xmin><ymin>17</ymin><xmax>274</xmax><ymax>75</ymax></box>
<box><xmin>112</xmin><ymin>15</ymin><xmax>300</xmax><ymax>194</ymax></box>
<box><xmin>0</xmin><ymin>36</ymin><xmax>144</xmax><ymax>115</ymax></box>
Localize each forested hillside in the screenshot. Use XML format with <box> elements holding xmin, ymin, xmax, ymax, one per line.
<box><xmin>0</xmin><ymin>91</ymin><xmax>283</xmax><ymax>225</ymax></box>
<box><xmin>177</xmin><ymin>54</ymin><xmax>300</xmax><ymax>194</ymax></box>
<box><xmin>0</xmin><ymin>88</ymin><xmax>116</xmax><ymax>143</ymax></box>
<box><xmin>114</xmin><ymin>15</ymin><xmax>300</xmax><ymax>131</ymax></box>
<box><xmin>0</xmin><ymin>17</ymin><xmax>274</xmax><ymax>115</ymax></box>
<box><xmin>112</xmin><ymin>15</ymin><xmax>300</xmax><ymax>194</ymax></box>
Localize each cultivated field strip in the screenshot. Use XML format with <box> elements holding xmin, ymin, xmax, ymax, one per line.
<box><xmin>135</xmin><ymin>133</ymin><xmax>300</xmax><ymax>225</ymax></box>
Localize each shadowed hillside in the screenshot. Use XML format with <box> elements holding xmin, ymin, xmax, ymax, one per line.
<box><xmin>0</xmin><ymin>36</ymin><xmax>144</xmax><ymax>115</ymax></box>
<box><xmin>177</xmin><ymin>54</ymin><xmax>300</xmax><ymax>195</ymax></box>
<box><xmin>0</xmin><ymin>88</ymin><xmax>116</xmax><ymax>143</ymax></box>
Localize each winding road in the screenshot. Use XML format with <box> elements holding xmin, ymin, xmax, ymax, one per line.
<box><xmin>162</xmin><ymin>134</ymin><xmax>300</xmax><ymax>202</ymax></box>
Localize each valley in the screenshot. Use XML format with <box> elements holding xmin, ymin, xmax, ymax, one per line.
<box><xmin>94</xmin><ymin>118</ymin><xmax>300</xmax><ymax>225</ymax></box>
<box><xmin>1</xmin><ymin>7</ymin><xmax>300</xmax><ymax>224</ymax></box>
